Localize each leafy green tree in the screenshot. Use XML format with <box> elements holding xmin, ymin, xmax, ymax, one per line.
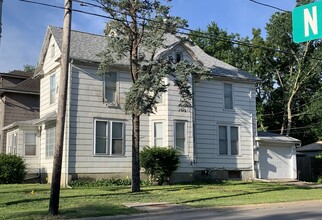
<box><xmin>23</xmin><ymin>64</ymin><xmax>36</xmax><ymax>73</ymax></box>
<box><xmin>96</xmin><ymin>0</ymin><xmax>209</xmax><ymax>192</ymax></box>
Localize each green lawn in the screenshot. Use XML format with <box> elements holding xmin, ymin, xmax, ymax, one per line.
<box><xmin>1</xmin><ymin>181</ymin><xmax>322</xmax><ymax>219</ymax></box>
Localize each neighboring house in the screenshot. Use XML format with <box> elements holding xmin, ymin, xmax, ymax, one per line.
<box><xmin>254</xmin><ymin>132</ymin><xmax>300</xmax><ymax>180</ymax></box>
<box><xmin>12</xmin><ymin>26</ymin><xmax>261</xmax><ymax>185</ymax></box>
<box><xmin>0</xmin><ymin>71</ymin><xmax>40</xmax><ymax>153</ymax></box>
<box><xmin>297</xmin><ymin>141</ymin><xmax>322</xmax><ymax>181</ymax></box>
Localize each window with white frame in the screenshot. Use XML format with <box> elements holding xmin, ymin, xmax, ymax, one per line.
<box><xmin>175</xmin><ymin>121</ymin><xmax>185</xmax><ymax>153</ymax></box>
<box><xmin>224</xmin><ymin>83</ymin><xmax>233</xmax><ymax>109</ymax></box>
<box><xmin>24</xmin><ymin>133</ymin><xmax>37</xmax><ymax>156</ymax></box>
<box><xmin>46</xmin><ymin>126</ymin><xmax>55</xmax><ymax>157</ymax></box>
<box><xmin>50</xmin><ymin>74</ymin><xmax>56</xmax><ymax>104</ymax></box>
<box><xmin>219</xmin><ymin>125</ymin><xmax>239</xmax><ymax>155</ymax></box>
<box><xmin>95</xmin><ymin>120</ymin><xmax>124</xmax><ymax>155</ymax></box>
<box><xmin>153</xmin><ymin>122</ymin><xmax>163</xmax><ymax>146</ymax></box>
<box><xmin>7</xmin><ymin>132</ymin><xmax>18</xmax><ymax>155</ymax></box>
<box><xmin>104</xmin><ymin>72</ymin><xmax>117</xmax><ymax>104</ymax></box>
<box><xmin>50</xmin><ymin>44</ymin><xmax>55</xmax><ymax>58</ymax></box>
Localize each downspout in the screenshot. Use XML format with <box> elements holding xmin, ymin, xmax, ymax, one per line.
<box><xmin>250</xmin><ymin>88</ymin><xmax>256</xmax><ymax>180</ymax></box>
<box><xmin>191</xmin><ymin>77</ymin><xmax>197</xmax><ymax>180</ymax></box>
<box><xmin>64</xmin><ymin>61</ymin><xmax>72</xmax><ymax>187</ymax></box>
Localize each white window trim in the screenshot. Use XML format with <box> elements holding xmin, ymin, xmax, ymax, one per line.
<box><xmin>218</xmin><ymin>125</ymin><xmax>240</xmax><ymax>156</ymax></box>
<box><xmin>152</xmin><ymin>121</ymin><xmax>164</xmax><ymax>147</ymax></box>
<box><xmin>7</xmin><ymin>131</ymin><xmax>18</xmax><ymax>155</ymax></box>
<box><xmin>46</xmin><ymin>126</ymin><xmax>55</xmax><ymax>158</ymax></box>
<box><xmin>103</xmin><ymin>72</ymin><xmax>119</xmax><ymax>106</ymax></box>
<box><xmin>49</xmin><ymin>73</ymin><xmax>56</xmax><ymax>105</ymax></box>
<box><xmin>223</xmin><ymin>83</ymin><xmax>234</xmax><ymax>110</ymax></box>
<box><xmin>93</xmin><ymin>119</ymin><xmax>125</xmax><ymax>156</ymax></box>
<box><xmin>24</xmin><ymin>132</ymin><xmax>38</xmax><ymax>157</ymax></box>
<box><xmin>174</xmin><ymin>120</ymin><xmax>187</xmax><ymax>155</ymax></box>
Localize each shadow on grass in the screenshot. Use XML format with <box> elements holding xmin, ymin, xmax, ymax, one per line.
<box><xmin>179</xmin><ymin>185</ymin><xmax>294</xmax><ymax>204</ymax></box>
<box><xmin>4</xmin><ymin>204</ymin><xmax>139</xmax><ymax>220</ymax></box>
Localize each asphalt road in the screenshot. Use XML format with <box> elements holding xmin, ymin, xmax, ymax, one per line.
<box><xmin>81</xmin><ymin>200</ymin><xmax>322</xmax><ymax>220</ymax></box>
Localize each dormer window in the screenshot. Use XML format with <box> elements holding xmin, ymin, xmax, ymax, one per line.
<box><xmin>176</xmin><ymin>52</ymin><xmax>182</xmax><ymax>63</ymax></box>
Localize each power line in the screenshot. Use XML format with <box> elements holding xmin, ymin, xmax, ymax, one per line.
<box><xmin>18</xmin><ymin>0</ymin><xmax>322</xmax><ymax>63</ymax></box>
<box><xmin>249</xmin><ymin>0</ymin><xmax>291</xmax><ymax>13</ymax></box>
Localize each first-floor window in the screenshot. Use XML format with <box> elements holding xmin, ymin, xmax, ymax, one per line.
<box><xmin>175</xmin><ymin>121</ymin><xmax>185</xmax><ymax>153</ymax></box>
<box><xmin>46</xmin><ymin>126</ymin><xmax>55</xmax><ymax>157</ymax></box>
<box><xmin>219</xmin><ymin>125</ymin><xmax>239</xmax><ymax>155</ymax></box>
<box><xmin>7</xmin><ymin>132</ymin><xmax>18</xmax><ymax>155</ymax></box>
<box><xmin>95</xmin><ymin>120</ymin><xmax>124</xmax><ymax>155</ymax></box>
<box><xmin>153</xmin><ymin>122</ymin><xmax>163</xmax><ymax>146</ymax></box>
<box><xmin>25</xmin><ymin>133</ymin><xmax>37</xmax><ymax>156</ymax></box>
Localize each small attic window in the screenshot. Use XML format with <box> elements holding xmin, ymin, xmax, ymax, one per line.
<box><xmin>168</xmin><ymin>56</ymin><xmax>173</xmax><ymax>63</ymax></box>
<box><xmin>176</xmin><ymin>52</ymin><xmax>182</xmax><ymax>63</ymax></box>
<box><xmin>50</xmin><ymin>44</ymin><xmax>55</xmax><ymax>58</ymax></box>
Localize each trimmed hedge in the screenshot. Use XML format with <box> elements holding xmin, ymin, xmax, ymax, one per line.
<box><xmin>140</xmin><ymin>146</ymin><xmax>180</xmax><ymax>184</ymax></box>
<box><xmin>0</xmin><ymin>153</ymin><xmax>26</xmax><ymax>184</ymax></box>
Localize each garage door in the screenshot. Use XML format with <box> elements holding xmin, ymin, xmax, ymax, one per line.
<box><xmin>259</xmin><ymin>145</ymin><xmax>293</xmax><ymax>179</ymax></box>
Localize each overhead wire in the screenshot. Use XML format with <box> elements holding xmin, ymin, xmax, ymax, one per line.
<box><xmin>18</xmin><ymin>0</ymin><xmax>322</xmax><ymax>62</ymax></box>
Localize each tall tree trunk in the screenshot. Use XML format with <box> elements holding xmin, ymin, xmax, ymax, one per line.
<box><xmin>132</xmin><ymin>114</ymin><xmax>140</xmax><ymax>192</ymax></box>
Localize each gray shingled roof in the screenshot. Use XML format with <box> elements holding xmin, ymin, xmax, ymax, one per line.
<box><xmin>256</xmin><ymin>131</ymin><xmax>301</xmax><ymax>144</ymax></box>
<box><xmin>47</xmin><ymin>26</ymin><xmax>259</xmax><ymax>82</ymax></box>
<box><xmin>0</xmin><ymin>77</ymin><xmax>40</xmax><ymax>95</ymax></box>
<box><xmin>297</xmin><ymin>141</ymin><xmax>322</xmax><ymax>152</ymax></box>
<box><xmin>0</xmin><ymin>71</ymin><xmax>32</xmax><ymax>79</ymax></box>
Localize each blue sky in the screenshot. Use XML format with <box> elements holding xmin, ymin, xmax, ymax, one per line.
<box><xmin>0</xmin><ymin>0</ymin><xmax>296</xmax><ymax>72</ymax></box>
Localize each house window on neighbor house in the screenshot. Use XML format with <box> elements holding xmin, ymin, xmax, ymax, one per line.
<box><xmin>219</xmin><ymin>125</ymin><xmax>239</xmax><ymax>155</ymax></box>
<box><xmin>95</xmin><ymin>120</ymin><xmax>124</xmax><ymax>156</ymax></box>
<box><xmin>224</xmin><ymin>83</ymin><xmax>233</xmax><ymax>109</ymax></box>
<box><xmin>175</xmin><ymin>121</ymin><xmax>186</xmax><ymax>153</ymax></box>
<box><xmin>176</xmin><ymin>52</ymin><xmax>182</xmax><ymax>63</ymax></box>
<box><xmin>46</xmin><ymin>126</ymin><xmax>55</xmax><ymax>157</ymax></box>
<box><xmin>153</xmin><ymin>122</ymin><xmax>163</xmax><ymax>146</ymax></box>
<box><xmin>24</xmin><ymin>133</ymin><xmax>37</xmax><ymax>156</ymax></box>
<box><xmin>7</xmin><ymin>132</ymin><xmax>18</xmax><ymax>155</ymax></box>
<box><xmin>50</xmin><ymin>74</ymin><xmax>56</xmax><ymax>104</ymax></box>
<box><xmin>104</xmin><ymin>73</ymin><xmax>117</xmax><ymax>104</ymax></box>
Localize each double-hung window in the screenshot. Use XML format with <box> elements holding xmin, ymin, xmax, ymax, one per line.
<box><xmin>7</xmin><ymin>132</ymin><xmax>17</xmax><ymax>155</ymax></box>
<box><xmin>50</xmin><ymin>74</ymin><xmax>56</xmax><ymax>104</ymax></box>
<box><xmin>46</xmin><ymin>126</ymin><xmax>55</xmax><ymax>157</ymax></box>
<box><xmin>104</xmin><ymin>73</ymin><xmax>117</xmax><ymax>104</ymax></box>
<box><xmin>153</xmin><ymin>122</ymin><xmax>163</xmax><ymax>146</ymax></box>
<box><xmin>219</xmin><ymin>125</ymin><xmax>239</xmax><ymax>155</ymax></box>
<box><xmin>224</xmin><ymin>83</ymin><xmax>233</xmax><ymax>109</ymax></box>
<box><xmin>95</xmin><ymin>120</ymin><xmax>124</xmax><ymax>155</ymax></box>
<box><xmin>175</xmin><ymin>121</ymin><xmax>186</xmax><ymax>153</ymax></box>
<box><xmin>25</xmin><ymin>133</ymin><xmax>37</xmax><ymax>156</ymax></box>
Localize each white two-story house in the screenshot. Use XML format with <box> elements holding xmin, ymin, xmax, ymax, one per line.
<box><xmin>7</xmin><ymin>26</ymin><xmax>260</xmax><ymax>184</ymax></box>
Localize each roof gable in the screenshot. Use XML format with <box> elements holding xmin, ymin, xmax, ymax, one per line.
<box><xmin>36</xmin><ymin>26</ymin><xmax>260</xmax><ymax>82</ymax></box>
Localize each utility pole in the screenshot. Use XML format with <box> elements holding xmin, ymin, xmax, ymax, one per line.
<box><xmin>0</xmin><ymin>0</ymin><xmax>3</xmax><ymax>44</ymax></box>
<box><xmin>49</xmin><ymin>0</ymin><xmax>72</xmax><ymax>215</ymax></box>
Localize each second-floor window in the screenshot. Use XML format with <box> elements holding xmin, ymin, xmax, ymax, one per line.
<box><xmin>94</xmin><ymin>120</ymin><xmax>124</xmax><ymax>156</ymax></box>
<box><xmin>24</xmin><ymin>133</ymin><xmax>37</xmax><ymax>156</ymax></box>
<box><xmin>219</xmin><ymin>125</ymin><xmax>239</xmax><ymax>155</ymax></box>
<box><xmin>224</xmin><ymin>83</ymin><xmax>233</xmax><ymax>109</ymax></box>
<box><xmin>50</xmin><ymin>74</ymin><xmax>56</xmax><ymax>104</ymax></box>
<box><xmin>104</xmin><ymin>73</ymin><xmax>117</xmax><ymax>104</ymax></box>
<box><xmin>153</xmin><ymin>122</ymin><xmax>163</xmax><ymax>146</ymax></box>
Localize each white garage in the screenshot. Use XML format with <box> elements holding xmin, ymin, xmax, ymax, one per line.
<box><xmin>255</xmin><ymin>132</ymin><xmax>300</xmax><ymax>180</ymax></box>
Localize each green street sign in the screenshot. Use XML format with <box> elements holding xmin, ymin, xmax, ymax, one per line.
<box><xmin>292</xmin><ymin>1</ymin><xmax>322</xmax><ymax>43</ymax></box>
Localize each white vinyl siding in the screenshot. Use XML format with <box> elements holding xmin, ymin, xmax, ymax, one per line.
<box><xmin>94</xmin><ymin>119</ymin><xmax>124</xmax><ymax>156</ymax></box>
<box><xmin>219</xmin><ymin>125</ymin><xmax>239</xmax><ymax>156</ymax></box>
<box><xmin>153</xmin><ymin>122</ymin><xmax>163</xmax><ymax>146</ymax></box>
<box><xmin>46</xmin><ymin>126</ymin><xmax>55</xmax><ymax>157</ymax></box>
<box><xmin>175</xmin><ymin>121</ymin><xmax>186</xmax><ymax>153</ymax></box>
<box><xmin>24</xmin><ymin>133</ymin><xmax>37</xmax><ymax>156</ymax></box>
<box><xmin>224</xmin><ymin>83</ymin><xmax>233</xmax><ymax>109</ymax></box>
<box><xmin>104</xmin><ymin>73</ymin><xmax>117</xmax><ymax>104</ymax></box>
<box><xmin>49</xmin><ymin>74</ymin><xmax>56</xmax><ymax>104</ymax></box>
